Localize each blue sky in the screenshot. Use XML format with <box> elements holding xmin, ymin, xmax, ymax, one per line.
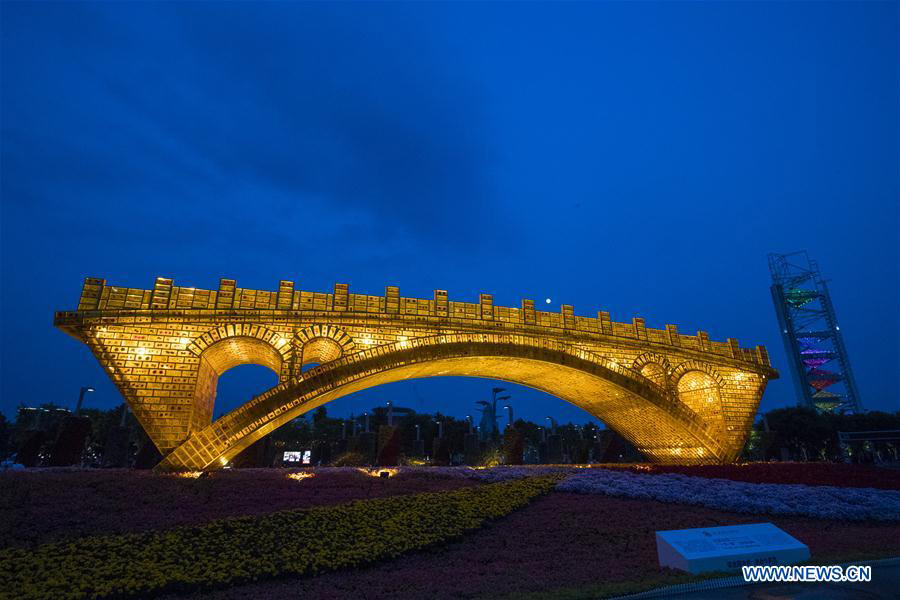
<box><xmin>1</xmin><ymin>1</ymin><xmax>897</xmax><ymax>426</ymax></box>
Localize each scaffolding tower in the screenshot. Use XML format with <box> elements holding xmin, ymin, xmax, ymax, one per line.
<box><xmin>769</xmin><ymin>252</ymin><xmax>862</xmax><ymax>413</ymax></box>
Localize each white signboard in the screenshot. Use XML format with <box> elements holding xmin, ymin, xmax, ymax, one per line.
<box><xmin>283</xmin><ymin>451</ymin><xmax>311</xmax><ymax>464</ymax></box>
<box><xmin>656</xmin><ymin>523</ymin><xmax>810</xmax><ymax>574</ymax></box>
<box><xmin>282</xmin><ymin>451</ymin><xmax>302</xmax><ymax>463</ymax></box>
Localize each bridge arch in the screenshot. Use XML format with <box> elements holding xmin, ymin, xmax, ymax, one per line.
<box><xmin>631</xmin><ymin>352</ymin><xmax>672</xmax><ymax>390</ymax></box>
<box><xmin>187</xmin><ymin>328</ymin><xmax>293</xmax><ymax>432</ymax></box>
<box><xmin>294</xmin><ymin>325</ymin><xmax>355</xmax><ymax>368</ymax></box>
<box><xmin>670</xmin><ymin>360</ymin><xmax>725</xmax><ymax>388</ymax></box>
<box><xmin>161</xmin><ymin>334</ymin><xmax>729</xmax><ymax>471</ymax></box>
<box><xmin>631</xmin><ymin>352</ymin><xmax>672</xmax><ymax>373</ymax></box>
<box><xmin>186</xmin><ymin>324</ymin><xmax>292</xmax><ymax>362</ymax></box>
<box><xmin>671</xmin><ymin>361</ymin><xmax>727</xmax><ymax>440</ymax></box>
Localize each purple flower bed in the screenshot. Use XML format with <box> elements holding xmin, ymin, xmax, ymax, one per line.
<box><xmin>422</xmin><ymin>465</ymin><xmax>575</xmax><ymax>482</ymax></box>
<box><xmin>617</xmin><ymin>463</ymin><xmax>900</xmax><ymax>490</ymax></box>
<box><xmin>557</xmin><ymin>469</ymin><xmax>900</xmax><ymax>521</ymax></box>
<box><xmin>165</xmin><ymin>492</ymin><xmax>900</xmax><ymax>600</ymax></box>
<box><xmin>0</xmin><ymin>467</ymin><xmax>479</xmax><ymax>548</ymax></box>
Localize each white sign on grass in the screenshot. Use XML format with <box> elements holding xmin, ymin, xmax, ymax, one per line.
<box><xmin>656</xmin><ymin>523</ymin><xmax>810</xmax><ymax>574</ymax></box>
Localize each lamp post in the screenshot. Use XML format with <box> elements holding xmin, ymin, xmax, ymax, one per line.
<box><xmin>386</xmin><ymin>400</ymin><xmax>394</xmax><ymax>427</ymax></box>
<box><xmin>466</xmin><ymin>415</ymin><xmax>473</xmax><ymax>434</ymax></box>
<box><xmin>504</xmin><ymin>404</ymin><xmax>514</xmax><ymax>428</ymax></box>
<box><xmin>491</xmin><ymin>388</ymin><xmax>506</xmax><ymax>433</ymax></box>
<box><xmin>75</xmin><ymin>386</ymin><xmax>95</xmax><ymax>416</ymax></box>
<box><xmin>415</xmin><ymin>424</ymin><xmax>421</xmax><ymax>441</ymax></box>
<box><xmin>364</xmin><ymin>412</ymin><xmax>370</xmax><ymax>433</ymax></box>
<box><xmin>496</xmin><ymin>395</ymin><xmax>511</xmax><ymax>434</ymax></box>
<box><xmin>435</xmin><ymin>420</ymin><xmax>443</xmax><ymax>439</ymax></box>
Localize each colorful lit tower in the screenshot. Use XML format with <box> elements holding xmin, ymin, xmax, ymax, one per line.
<box><xmin>768</xmin><ymin>252</ymin><xmax>862</xmax><ymax>413</ymax></box>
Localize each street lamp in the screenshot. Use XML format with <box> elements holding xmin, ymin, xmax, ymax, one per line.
<box><xmin>75</xmin><ymin>386</ymin><xmax>95</xmax><ymax>416</ymax></box>
<box><xmin>435</xmin><ymin>420</ymin><xmax>443</xmax><ymax>439</ymax></box>
<box><xmin>503</xmin><ymin>404</ymin><xmax>514</xmax><ymax>428</ymax></box>
<box><xmin>466</xmin><ymin>415</ymin><xmax>473</xmax><ymax>434</ymax></box>
<box><xmin>495</xmin><ymin>394</ymin><xmax>510</xmax><ymax>433</ymax></box>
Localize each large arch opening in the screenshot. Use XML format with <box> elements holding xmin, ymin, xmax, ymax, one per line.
<box><xmin>311</xmin><ymin>376</ymin><xmax>637</xmax><ymax>463</ymax></box>
<box><xmin>164</xmin><ymin>338</ymin><xmax>729</xmax><ymax>471</ymax></box>
<box><xmin>321</xmin><ymin>377</ymin><xmax>597</xmax><ymax>428</ymax></box>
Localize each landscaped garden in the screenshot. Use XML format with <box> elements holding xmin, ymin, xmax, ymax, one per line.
<box><xmin>2</xmin><ymin>464</ymin><xmax>898</xmax><ymax>599</ymax></box>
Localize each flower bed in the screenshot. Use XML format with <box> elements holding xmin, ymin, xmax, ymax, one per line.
<box><xmin>617</xmin><ymin>462</ymin><xmax>900</xmax><ymax>490</ymax></box>
<box><xmin>176</xmin><ymin>491</ymin><xmax>900</xmax><ymax>600</ymax></box>
<box><xmin>557</xmin><ymin>469</ymin><xmax>900</xmax><ymax>521</ymax></box>
<box><xmin>428</xmin><ymin>462</ymin><xmax>900</xmax><ymax>490</ymax></box>
<box><xmin>1</xmin><ymin>475</ymin><xmax>561</xmax><ymax>599</ymax></box>
<box><xmin>0</xmin><ymin>468</ymin><xmax>480</xmax><ymax>549</ymax></box>
<box><xmin>418</xmin><ymin>465</ymin><xmax>574</xmax><ymax>482</ymax></box>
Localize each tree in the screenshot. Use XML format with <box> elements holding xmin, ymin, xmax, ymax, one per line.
<box><xmin>746</xmin><ymin>407</ymin><xmax>900</xmax><ymax>462</ymax></box>
<box><xmin>0</xmin><ymin>413</ymin><xmax>11</xmax><ymax>459</ymax></box>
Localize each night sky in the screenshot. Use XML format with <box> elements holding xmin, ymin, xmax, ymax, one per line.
<box><xmin>2</xmin><ymin>1</ymin><xmax>897</xmax><ymax>427</ymax></box>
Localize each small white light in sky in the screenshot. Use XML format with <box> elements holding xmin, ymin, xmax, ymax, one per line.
<box><xmin>545</xmin><ymin>298</ymin><xmax>552</xmax><ymax>304</ymax></box>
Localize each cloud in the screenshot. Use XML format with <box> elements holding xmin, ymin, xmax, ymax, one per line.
<box><xmin>1</xmin><ymin>2</ymin><xmax>498</xmax><ymax>257</ymax></box>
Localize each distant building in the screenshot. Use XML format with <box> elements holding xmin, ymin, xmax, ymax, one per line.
<box><xmin>769</xmin><ymin>252</ymin><xmax>863</xmax><ymax>413</ymax></box>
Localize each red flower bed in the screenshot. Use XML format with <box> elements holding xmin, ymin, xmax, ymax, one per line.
<box><xmin>616</xmin><ymin>462</ymin><xmax>900</xmax><ymax>490</ymax></box>
<box><xmin>0</xmin><ymin>468</ymin><xmax>478</xmax><ymax>549</ymax></box>
<box><xmin>171</xmin><ymin>491</ymin><xmax>900</xmax><ymax>600</ymax></box>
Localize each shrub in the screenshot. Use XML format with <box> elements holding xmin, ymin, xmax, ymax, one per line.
<box><xmin>0</xmin><ymin>475</ymin><xmax>560</xmax><ymax>599</ymax></box>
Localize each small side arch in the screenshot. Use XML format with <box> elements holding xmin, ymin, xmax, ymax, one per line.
<box><xmin>185</xmin><ymin>326</ymin><xmax>293</xmax><ymax>434</ymax></box>
<box><xmin>631</xmin><ymin>352</ymin><xmax>672</xmax><ymax>390</ymax></box>
<box><xmin>186</xmin><ymin>324</ymin><xmax>293</xmax><ymax>363</ymax></box>
<box><xmin>631</xmin><ymin>352</ymin><xmax>671</xmax><ymax>372</ymax></box>
<box><xmin>670</xmin><ymin>360</ymin><xmax>726</xmax><ymax>388</ymax></box>
<box><xmin>294</xmin><ymin>324</ymin><xmax>356</xmax><ymax>366</ymax></box>
<box><xmin>671</xmin><ymin>360</ymin><xmax>726</xmax><ymax>438</ymax></box>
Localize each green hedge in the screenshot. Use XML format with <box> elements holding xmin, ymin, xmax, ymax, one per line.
<box><xmin>1</xmin><ymin>475</ymin><xmax>560</xmax><ymax>599</ymax></box>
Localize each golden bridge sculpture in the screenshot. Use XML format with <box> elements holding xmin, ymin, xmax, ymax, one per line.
<box><xmin>55</xmin><ymin>277</ymin><xmax>778</xmax><ymax>471</ymax></box>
